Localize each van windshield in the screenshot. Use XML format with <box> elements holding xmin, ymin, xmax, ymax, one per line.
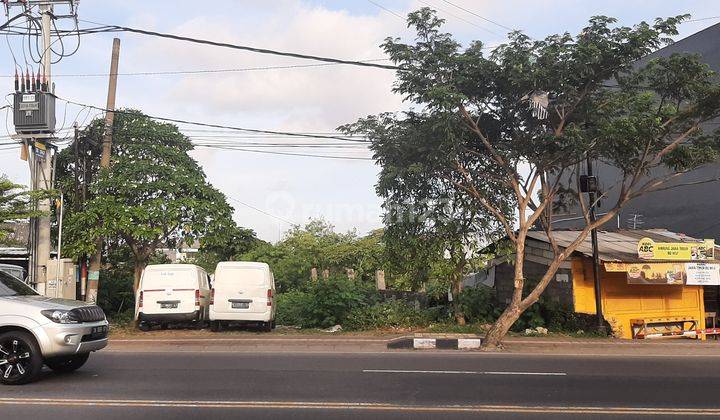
<box><xmin>0</xmin><ymin>272</ymin><xmax>38</xmax><ymax>296</ymax></box>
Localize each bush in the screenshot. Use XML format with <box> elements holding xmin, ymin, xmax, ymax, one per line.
<box><xmin>275</xmin><ymin>290</ymin><xmax>313</xmax><ymax>327</ymax></box>
<box><xmin>97</xmin><ymin>268</ymin><xmax>134</xmax><ymax>317</ymax></box>
<box><xmin>275</xmin><ymin>277</ymin><xmax>379</xmax><ymax>328</ymax></box>
<box><xmin>458</xmin><ymin>286</ymin><xmax>500</xmax><ymax>324</ymax></box>
<box><xmin>344</xmin><ymin>300</ymin><xmax>431</xmax><ymax>330</ymax></box>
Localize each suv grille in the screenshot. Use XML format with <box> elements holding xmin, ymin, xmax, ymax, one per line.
<box><xmin>70</xmin><ymin>306</ymin><xmax>106</xmax><ymax>323</ymax></box>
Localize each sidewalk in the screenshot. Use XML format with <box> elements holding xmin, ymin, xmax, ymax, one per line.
<box><xmin>106</xmin><ymin>329</ymin><xmax>720</xmax><ymax>356</ymax></box>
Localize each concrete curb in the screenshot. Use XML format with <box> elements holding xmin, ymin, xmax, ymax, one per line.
<box><xmin>387</xmin><ymin>337</ymin><xmax>483</xmax><ymax>350</ymax></box>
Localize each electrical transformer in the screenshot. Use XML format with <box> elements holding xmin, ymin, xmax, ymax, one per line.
<box><xmin>13</xmin><ymin>92</ymin><xmax>56</xmax><ymax>133</ymax></box>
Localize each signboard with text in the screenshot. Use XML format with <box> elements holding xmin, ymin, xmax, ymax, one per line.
<box><xmin>637</xmin><ymin>237</ymin><xmax>715</xmax><ymax>261</ymax></box>
<box><xmin>685</xmin><ymin>263</ymin><xmax>720</xmax><ymax>286</ymax></box>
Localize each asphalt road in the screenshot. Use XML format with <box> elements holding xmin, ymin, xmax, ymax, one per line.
<box><xmin>3</xmin><ymin>349</ymin><xmax>720</xmax><ymax>419</ymax></box>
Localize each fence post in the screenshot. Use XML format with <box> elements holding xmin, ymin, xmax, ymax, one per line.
<box><xmin>375</xmin><ymin>270</ymin><xmax>386</xmax><ymax>290</ymax></box>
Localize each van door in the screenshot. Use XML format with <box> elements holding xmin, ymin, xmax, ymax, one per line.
<box><xmin>142</xmin><ymin>268</ymin><xmax>199</xmax><ymax>315</ymax></box>
<box><xmin>214</xmin><ymin>267</ymin><xmax>269</xmax><ymax>314</ymax></box>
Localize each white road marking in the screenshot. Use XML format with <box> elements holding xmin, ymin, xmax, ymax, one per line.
<box><xmin>0</xmin><ymin>397</ymin><xmax>717</xmax><ymax>416</ymax></box>
<box><xmin>362</xmin><ymin>369</ymin><xmax>567</xmax><ymax>376</ymax></box>
<box><xmin>482</xmin><ymin>371</ymin><xmax>567</xmax><ymax>376</ymax></box>
<box><xmin>363</xmin><ymin>369</ymin><xmax>477</xmax><ymax>375</ymax></box>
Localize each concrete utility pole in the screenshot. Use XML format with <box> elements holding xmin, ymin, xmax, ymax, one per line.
<box><xmin>86</xmin><ymin>37</ymin><xmax>121</xmax><ymax>303</ymax></box>
<box><xmin>32</xmin><ymin>3</ymin><xmax>55</xmax><ymax>295</ymax></box>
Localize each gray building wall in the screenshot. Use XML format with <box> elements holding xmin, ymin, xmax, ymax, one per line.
<box><xmin>493</xmin><ymin>240</ymin><xmax>574</xmax><ymax>308</ymax></box>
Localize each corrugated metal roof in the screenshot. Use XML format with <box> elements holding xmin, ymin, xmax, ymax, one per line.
<box><xmin>0</xmin><ymin>247</ymin><xmax>28</xmax><ymax>256</ymax></box>
<box><xmin>526</xmin><ymin>229</ymin><xmax>718</xmax><ymax>262</ymax></box>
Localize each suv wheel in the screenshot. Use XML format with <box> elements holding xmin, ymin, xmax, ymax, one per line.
<box><xmin>45</xmin><ymin>353</ymin><xmax>90</xmax><ymax>373</ymax></box>
<box><xmin>0</xmin><ymin>331</ymin><xmax>43</xmax><ymax>385</ymax></box>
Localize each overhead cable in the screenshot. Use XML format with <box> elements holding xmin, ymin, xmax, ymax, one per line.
<box><xmin>55</xmin><ymin>96</ymin><xmax>369</xmax><ymax>143</ymax></box>
<box><xmin>78</xmin><ymin>19</ymin><xmax>399</xmax><ymax>70</ymax></box>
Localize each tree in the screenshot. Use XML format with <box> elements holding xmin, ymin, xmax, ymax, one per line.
<box><xmin>62</xmin><ymin>110</ymin><xmax>237</xmax><ymax>291</ymax></box>
<box><xmin>344</xmin><ymin>9</ymin><xmax>720</xmax><ymax>348</ymax></box>
<box><xmin>241</xmin><ymin>219</ymin><xmax>386</xmax><ymax>292</ymax></box>
<box><xmin>378</xmin><ymin>154</ymin><xmax>507</xmax><ymax>324</ymax></box>
<box><xmin>192</xmin><ymin>224</ymin><xmax>264</xmax><ymax>273</ymax></box>
<box><xmin>0</xmin><ymin>175</ymin><xmax>38</xmax><ymax>244</ymax></box>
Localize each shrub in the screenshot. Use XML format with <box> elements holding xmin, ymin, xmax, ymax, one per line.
<box><xmin>344</xmin><ymin>300</ymin><xmax>431</xmax><ymax>330</ymax></box>
<box><xmin>458</xmin><ymin>286</ymin><xmax>500</xmax><ymax>324</ymax></box>
<box><xmin>275</xmin><ymin>290</ymin><xmax>313</xmax><ymax>327</ymax></box>
<box><xmin>275</xmin><ymin>277</ymin><xmax>379</xmax><ymax>328</ymax></box>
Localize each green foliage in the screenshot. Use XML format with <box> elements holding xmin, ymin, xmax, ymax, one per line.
<box><xmin>458</xmin><ymin>286</ymin><xmax>500</xmax><ymax>324</ymax></box>
<box><xmin>0</xmin><ymin>175</ymin><xmax>41</xmax><ymax>244</ymax></box>
<box><xmin>197</xmin><ymin>225</ymin><xmax>264</xmax><ymax>271</ymax></box>
<box><xmin>344</xmin><ymin>300</ymin><xmax>432</xmax><ymax>330</ymax></box>
<box><xmin>275</xmin><ymin>277</ymin><xmax>379</xmax><ymax>328</ymax></box>
<box><xmin>242</xmin><ymin>219</ymin><xmax>385</xmax><ymax>292</ymax></box>
<box><xmin>63</xmin><ymin>110</ymin><xmax>235</xmax><ymax>261</ymax></box>
<box><xmin>95</xmin><ymin>247</ymin><xmax>170</xmax><ymax>316</ymax></box>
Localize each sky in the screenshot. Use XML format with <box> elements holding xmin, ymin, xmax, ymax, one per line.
<box><xmin>0</xmin><ymin>0</ymin><xmax>718</xmax><ymax>242</ymax></box>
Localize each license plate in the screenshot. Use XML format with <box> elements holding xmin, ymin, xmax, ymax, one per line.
<box><xmin>88</xmin><ymin>325</ymin><xmax>108</xmax><ymax>340</ymax></box>
<box><xmin>161</xmin><ymin>303</ymin><xmax>178</xmax><ymax>309</ymax></box>
<box><xmin>232</xmin><ymin>302</ymin><xmax>249</xmax><ymax>309</ymax></box>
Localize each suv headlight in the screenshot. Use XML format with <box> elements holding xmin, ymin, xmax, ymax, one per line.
<box><xmin>41</xmin><ymin>309</ymin><xmax>80</xmax><ymax>324</ymax></box>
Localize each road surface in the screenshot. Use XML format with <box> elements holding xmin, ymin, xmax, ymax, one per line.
<box><xmin>3</xmin><ymin>348</ymin><xmax>720</xmax><ymax>419</ymax></box>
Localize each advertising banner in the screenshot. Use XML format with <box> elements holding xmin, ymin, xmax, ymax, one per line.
<box><xmin>637</xmin><ymin>238</ymin><xmax>715</xmax><ymax>261</ymax></box>
<box><xmin>685</xmin><ymin>263</ymin><xmax>720</xmax><ymax>286</ymax></box>
<box><xmin>626</xmin><ymin>263</ymin><xmax>687</xmax><ymax>285</ymax></box>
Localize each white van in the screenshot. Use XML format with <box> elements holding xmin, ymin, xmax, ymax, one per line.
<box><xmin>135</xmin><ymin>264</ymin><xmax>211</xmax><ymax>330</ymax></box>
<box><xmin>209</xmin><ymin>262</ymin><xmax>276</xmax><ymax>332</ymax></box>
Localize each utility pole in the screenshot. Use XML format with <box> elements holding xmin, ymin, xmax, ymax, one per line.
<box><xmin>86</xmin><ymin>37</ymin><xmax>121</xmax><ymax>303</ymax></box>
<box><xmin>586</xmin><ymin>156</ymin><xmax>606</xmax><ymax>334</ymax></box>
<box><xmin>32</xmin><ymin>3</ymin><xmax>55</xmax><ymax>295</ymax></box>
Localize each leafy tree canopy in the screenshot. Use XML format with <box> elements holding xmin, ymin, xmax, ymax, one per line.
<box><xmin>61</xmin><ymin>110</ymin><xmax>238</xmax><ymax>289</ymax></box>
<box><xmin>0</xmin><ymin>175</ymin><xmax>39</xmax><ymax>244</ymax></box>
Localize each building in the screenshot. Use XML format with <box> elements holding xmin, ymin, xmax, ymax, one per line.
<box><xmin>483</xmin><ymin>229</ymin><xmax>717</xmax><ymax>339</ymax></box>
<box><xmin>159</xmin><ymin>240</ymin><xmax>201</xmax><ymax>263</ymax></box>
<box><xmin>553</xmin><ymin>22</ymin><xmax>720</xmax><ymax>240</ymax></box>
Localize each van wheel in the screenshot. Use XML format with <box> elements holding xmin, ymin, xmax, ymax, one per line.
<box><xmin>138</xmin><ymin>322</ymin><xmax>151</xmax><ymax>332</ymax></box>
<box><xmin>45</xmin><ymin>353</ymin><xmax>90</xmax><ymax>373</ymax></box>
<box><xmin>261</xmin><ymin>322</ymin><xmax>272</xmax><ymax>332</ymax></box>
<box><xmin>0</xmin><ymin>331</ymin><xmax>43</xmax><ymax>385</ymax></box>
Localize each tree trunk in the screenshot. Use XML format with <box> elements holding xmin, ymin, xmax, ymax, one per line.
<box><xmin>482</xmin><ymin>229</ymin><xmax>528</xmax><ymax>349</ymax></box>
<box><xmin>133</xmin><ymin>259</ymin><xmax>148</xmax><ymax>293</ymax></box>
<box><xmin>451</xmin><ymin>275</ymin><xmax>466</xmax><ymax>325</ymax></box>
<box><xmin>482</xmin><ymin>303</ymin><xmax>521</xmax><ymax>349</ymax></box>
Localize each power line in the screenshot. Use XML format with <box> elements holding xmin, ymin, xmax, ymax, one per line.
<box><xmin>366</xmin><ymin>0</ymin><xmax>404</xmax><ymax>19</ymax></box>
<box><xmin>226</xmin><ymin>195</ymin><xmax>297</xmax><ymax>226</ymax></box>
<box><xmin>195</xmin><ymin>144</ymin><xmax>374</xmax><ymax>161</ymax></box>
<box><xmin>78</xmin><ymin>19</ymin><xmax>399</xmax><ymax>71</ymax></box>
<box><xmin>55</xmin><ymin>96</ymin><xmax>369</xmax><ymax>143</ymax></box>
<box><xmin>688</xmin><ymin>15</ymin><xmax>720</xmax><ymax>22</ymax></box>
<box><xmin>0</xmin><ymin>60</ymin><xmax>392</xmax><ymax>78</ymax></box>
<box><xmin>416</xmin><ymin>0</ymin><xmax>498</xmax><ymax>35</ymax></box>
<box><xmin>438</xmin><ymin>0</ymin><xmax>515</xmax><ymax>31</ymax></box>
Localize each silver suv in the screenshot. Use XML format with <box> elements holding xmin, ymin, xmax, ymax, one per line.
<box><xmin>0</xmin><ymin>271</ymin><xmax>109</xmax><ymax>385</ymax></box>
